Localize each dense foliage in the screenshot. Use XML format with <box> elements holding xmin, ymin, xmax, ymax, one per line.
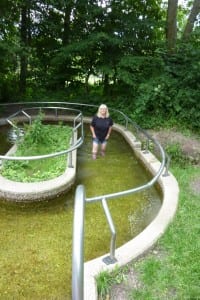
<box><xmin>1</xmin><ymin>116</ymin><xmax>72</xmax><ymax>182</ymax></box>
<box><xmin>0</xmin><ymin>1</ymin><xmax>199</xmax><ymax>130</ymax></box>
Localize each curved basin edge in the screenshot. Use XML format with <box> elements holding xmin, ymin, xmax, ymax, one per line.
<box><xmin>83</xmin><ymin>123</ymin><xmax>179</xmax><ymax>300</ymax></box>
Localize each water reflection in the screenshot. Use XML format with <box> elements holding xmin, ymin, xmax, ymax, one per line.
<box><xmin>7</xmin><ymin>127</ymin><xmax>24</xmax><ymax>144</ymax></box>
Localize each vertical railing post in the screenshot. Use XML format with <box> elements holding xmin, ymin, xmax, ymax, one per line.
<box><xmin>143</xmin><ymin>138</ymin><xmax>150</xmax><ymax>154</ymax></box>
<box><xmin>68</xmin><ymin>151</ymin><xmax>73</xmax><ymax>168</ymax></box>
<box><xmin>163</xmin><ymin>154</ymin><xmax>170</xmax><ymax>177</ymax></box>
<box><xmin>68</xmin><ymin>129</ymin><xmax>75</xmax><ymax>168</ymax></box>
<box><xmin>72</xmin><ymin>185</ymin><xmax>85</xmax><ymax>300</ymax></box>
<box><xmin>101</xmin><ymin>198</ymin><xmax>117</xmax><ymax>265</ymax></box>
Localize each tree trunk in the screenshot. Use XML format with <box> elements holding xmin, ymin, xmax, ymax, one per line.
<box><xmin>19</xmin><ymin>1</ymin><xmax>29</xmax><ymax>95</ymax></box>
<box><xmin>85</xmin><ymin>72</ymin><xmax>90</xmax><ymax>94</ymax></box>
<box><xmin>103</xmin><ymin>74</ymin><xmax>109</xmax><ymax>96</ymax></box>
<box><xmin>183</xmin><ymin>0</ymin><xmax>200</xmax><ymax>40</ymax></box>
<box><xmin>62</xmin><ymin>3</ymin><xmax>73</xmax><ymax>46</ymax></box>
<box><xmin>166</xmin><ymin>0</ymin><xmax>178</xmax><ymax>53</ymax></box>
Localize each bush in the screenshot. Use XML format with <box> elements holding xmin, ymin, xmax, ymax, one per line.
<box><xmin>1</xmin><ymin>115</ymin><xmax>72</xmax><ymax>182</ymax></box>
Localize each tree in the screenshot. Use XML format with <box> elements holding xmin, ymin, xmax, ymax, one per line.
<box><xmin>0</xmin><ymin>0</ymin><xmax>21</xmax><ymax>101</ymax></box>
<box><xmin>19</xmin><ymin>0</ymin><xmax>31</xmax><ymax>95</ymax></box>
<box><xmin>183</xmin><ymin>0</ymin><xmax>200</xmax><ymax>40</ymax></box>
<box><xmin>166</xmin><ymin>0</ymin><xmax>178</xmax><ymax>52</ymax></box>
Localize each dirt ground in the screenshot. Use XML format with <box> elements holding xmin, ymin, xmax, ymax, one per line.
<box><xmin>151</xmin><ymin>129</ymin><xmax>200</xmax><ymax>165</ymax></box>
<box><xmin>151</xmin><ymin>129</ymin><xmax>200</xmax><ymax>194</ymax></box>
<box><xmin>109</xmin><ymin>129</ymin><xmax>200</xmax><ymax>300</ymax></box>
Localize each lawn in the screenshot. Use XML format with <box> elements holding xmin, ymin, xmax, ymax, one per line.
<box><xmin>97</xmin><ymin>138</ymin><xmax>200</xmax><ymax>300</ymax></box>
<box><xmin>129</xmin><ymin>164</ymin><xmax>200</xmax><ymax>299</ymax></box>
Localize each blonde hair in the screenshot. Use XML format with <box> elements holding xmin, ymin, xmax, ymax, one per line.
<box><xmin>97</xmin><ymin>104</ymin><xmax>110</xmax><ymax>117</ymax></box>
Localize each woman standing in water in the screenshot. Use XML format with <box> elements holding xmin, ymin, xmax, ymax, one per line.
<box><xmin>90</xmin><ymin>104</ymin><xmax>113</xmax><ymax>160</ymax></box>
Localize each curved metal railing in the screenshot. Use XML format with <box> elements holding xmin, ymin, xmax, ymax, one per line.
<box><xmin>69</xmin><ymin>104</ymin><xmax>167</xmax><ymax>300</ymax></box>
<box><xmin>72</xmin><ymin>185</ymin><xmax>85</xmax><ymax>300</ymax></box>
<box><xmin>0</xmin><ymin>102</ymin><xmax>167</xmax><ymax>300</ymax></box>
<box><xmin>0</xmin><ymin>105</ymin><xmax>84</xmax><ymax>165</ymax></box>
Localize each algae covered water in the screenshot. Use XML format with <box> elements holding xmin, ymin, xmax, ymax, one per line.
<box><xmin>0</xmin><ymin>125</ymin><xmax>161</xmax><ymax>299</ymax></box>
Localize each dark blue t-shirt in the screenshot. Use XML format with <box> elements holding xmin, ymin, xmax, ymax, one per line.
<box><xmin>91</xmin><ymin>116</ymin><xmax>113</xmax><ymax>142</ymax></box>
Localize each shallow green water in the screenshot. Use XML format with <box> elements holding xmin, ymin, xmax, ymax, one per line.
<box><xmin>0</xmin><ymin>125</ymin><xmax>161</xmax><ymax>299</ymax></box>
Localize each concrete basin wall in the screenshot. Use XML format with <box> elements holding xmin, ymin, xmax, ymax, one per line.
<box><xmin>83</xmin><ymin>123</ymin><xmax>179</xmax><ymax>300</ymax></box>
<box><xmin>0</xmin><ymin>117</ymin><xmax>77</xmax><ymax>202</ymax></box>
<box><xmin>0</xmin><ymin>149</ymin><xmax>77</xmax><ymax>202</ymax></box>
<box><xmin>0</xmin><ymin>116</ymin><xmax>179</xmax><ymax>300</ymax></box>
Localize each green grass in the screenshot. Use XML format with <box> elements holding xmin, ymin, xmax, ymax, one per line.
<box><xmin>1</xmin><ymin>121</ymin><xmax>72</xmax><ymax>182</ymax></box>
<box><xmin>96</xmin><ymin>267</ymin><xmax>129</xmax><ymax>300</ymax></box>
<box><xmin>97</xmin><ymin>164</ymin><xmax>200</xmax><ymax>299</ymax></box>
<box><xmin>130</xmin><ymin>164</ymin><xmax>200</xmax><ymax>300</ymax></box>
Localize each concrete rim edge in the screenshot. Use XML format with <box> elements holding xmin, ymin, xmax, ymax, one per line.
<box><xmin>0</xmin><ymin>116</ymin><xmax>179</xmax><ymax>299</ymax></box>
<box><xmin>83</xmin><ymin>124</ymin><xmax>179</xmax><ymax>300</ymax></box>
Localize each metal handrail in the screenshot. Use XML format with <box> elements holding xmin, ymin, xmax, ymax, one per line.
<box><xmin>0</xmin><ymin>106</ymin><xmax>84</xmax><ymax>164</ymax></box>
<box><xmin>0</xmin><ymin>102</ymin><xmax>168</xmax><ymax>299</ymax></box>
<box><xmin>21</xmin><ymin>110</ymin><xmax>32</xmax><ymax>124</ymax></box>
<box><xmin>70</xmin><ymin>105</ymin><xmax>166</xmax><ymax>299</ymax></box>
<box><xmin>87</xmin><ymin>156</ymin><xmax>164</xmax><ymax>202</ymax></box>
<box><xmin>72</xmin><ymin>185</ymin><xmax>85</xmax><ymax>300</ymax></box>
<box><xmin>82</xmin><ymin>131</ymin><xmax>165</xmax><ymax>267</ymax></box>
<box><xmin>101</xmin><ymin>198</ymin><xmax>117</xmax><ymax>264</ymax></box>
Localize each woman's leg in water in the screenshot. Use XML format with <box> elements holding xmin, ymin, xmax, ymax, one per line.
<box><xmin>100</xmin><ymin>140</ymin><xmax>107</xmax><ymax>156</ymax></box>
<box><xmin>92</xmin><ymin>139</ymin><xmax>99</xmax><ymax>159</ymax></box>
